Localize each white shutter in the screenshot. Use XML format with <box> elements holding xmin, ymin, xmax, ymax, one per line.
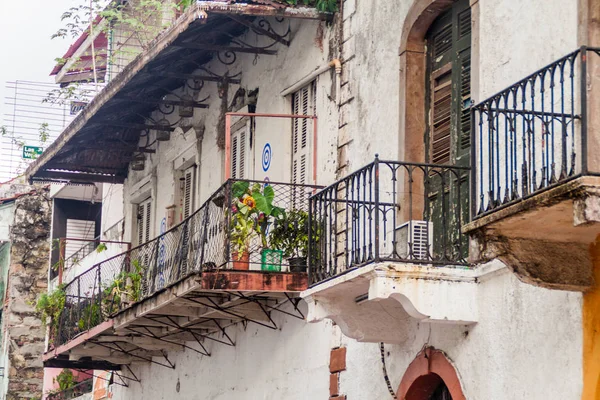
<box><xmin>291</xmin><ymin>83</ymin><xmax>314</xmax><ymax>185</ymax></box>
<box><xmin>65</xmin><ymin>219</ymin><xmax>95</xmax><ymax>259</ymax></box>
<box><xmin>137</xmin><ymin>198</ymin><xmax>152</xmax><ymax>246</ymax></box>
<box><xmin>231</xmin><ymin>123</ymin><xmax>250</xmax><ymax>180</ymax></box>
<box><xmin>183</xmin><ymin>166</ymin><xmax>195</xmax><ymax>219</ymax></box>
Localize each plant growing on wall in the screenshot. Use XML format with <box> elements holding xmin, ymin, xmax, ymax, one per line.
<box><xmin>36</xmin><ymin>285</ymin><xmax>67</xmax><ymax>336</ymax></box>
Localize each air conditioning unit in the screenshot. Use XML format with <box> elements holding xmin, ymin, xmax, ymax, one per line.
<box><xmin>394</xmin><ymin>221</ymin><xmax>433</xmax><ymax>261</ymax></box>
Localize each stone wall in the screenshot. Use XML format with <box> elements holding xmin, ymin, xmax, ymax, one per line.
<box><xmin>4</xmin><ymin>186</ymin><xmax>51</xmax><ymax>399</ymax></box>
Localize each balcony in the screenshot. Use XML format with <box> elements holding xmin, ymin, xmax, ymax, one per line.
<box><xmin>50</xmin><ymin>238</ymin><xmax>130</xmax><ymax>291</ymax></box>
<box><xmin>302</xmin><ymin>158</ymin><xmax>476</xmax><ymax>343</ymax></box>
<box><xmin>464</xmin><ymin>46</ymin><xmax>600</xmax><ymax>290</ymax></box>
<box><xmin>43</xmin><ymin>180</ymin><xmax>317</xmax><ymax>370</ymax></box>
<box><xmin>47</xmin><ymin>378</ymin><xmax>93</xmax><ymax>400</ymax></box>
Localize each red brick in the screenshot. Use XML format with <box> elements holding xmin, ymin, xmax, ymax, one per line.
<box><xmin>330</xmin><ymin>373</ymin><xmax>339</xmax><ymax>397</ymax></box>
<box><xmin>330</xmin><ymin>347</ymin><xmax>347</xmax><ymax>373</ymax></box>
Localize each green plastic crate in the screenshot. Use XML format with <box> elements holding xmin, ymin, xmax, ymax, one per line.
<box><xmin>261</xmin><ymin>249</ymin><xmax>283</xmax><ymax>272</ymax></box>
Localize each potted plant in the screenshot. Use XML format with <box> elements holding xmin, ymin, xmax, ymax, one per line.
<box><xmin>270</xmin><ymin>209</ymin><xmax>310</xmax><ymax>272</ymax></box>
<box><xmin>230</xmin><ymin>181</ymin><xmax>259</xmax><ymax>270</ymax></box>
<box><xmin>230</xmin><ymin>181</ymin><xmax>285</xmax><ymax>271</ymax></box>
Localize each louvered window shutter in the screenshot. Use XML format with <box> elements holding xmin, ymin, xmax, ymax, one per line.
<box><xmin>431</xmin><ymin>70</ymin><xmax>452</xmax><ymax>165</ymax></box>
<box><xmin>183</xmin><ymin>166</ymin><xmax>195</xmax><ymax>219</ymax></box>
<box><xmin>291</xmin><ymin>83</ymin><xmax>314</xmax><ymax>185</ymax></box>
<box><xmin>137</xmin><ymin>198</ymin><xmax>152</xmax><ymax>246</ymax></box>
<box><xmin>65</xmin><ymin>219</ymin><xmax>96</xmax><ymax>259</ymax></box>
<box><xmin>231</xmin><ymin>124</ymin><xmax>249</xmax><ymax>179</ymax></box>
<box><xmin>137</xmin><ymin>203</ymin><xmax>144</xmax><ymax>246</ymax></box>
<box><xmin>426</xmin><ymin>0</ymin><xmax>471</xmax><ymax>165</ymax></box>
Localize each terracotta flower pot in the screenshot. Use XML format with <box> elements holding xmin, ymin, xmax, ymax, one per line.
<box><xmin>232</xmin><ymin>251</ymin><xmax>250</xmax><ymax>270</ymax></box>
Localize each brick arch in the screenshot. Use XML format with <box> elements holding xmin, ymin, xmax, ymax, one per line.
<box><xmin>397</xmin><ymin>348</ymin><xmax>466</xmax><ymax>400</ymax></box>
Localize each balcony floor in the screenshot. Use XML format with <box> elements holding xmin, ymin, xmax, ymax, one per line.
<box><xmin>464</xmin><ymin>176</ymin><xmax>600</xmax><ymax>290</ymax></box>
<box><xmin>301</xmin><ymin>262</ymin><xmax>491</xmax><ymax>344</ymax></box>
<box><xmin>43</xmin><ymin>270</ymin><xmax>307</xmax><ymax>370</ymax></box>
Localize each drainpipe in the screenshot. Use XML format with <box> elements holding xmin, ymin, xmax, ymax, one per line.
<box><xmin>281</xmin><ymin>59</ymin><xmax>343</xmax><ymax>104</ymax></box>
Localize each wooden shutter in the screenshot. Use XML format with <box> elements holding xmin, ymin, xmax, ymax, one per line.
<box><xmin>65</xmin><ymin>219</ymin><xmax>95</xmax><ymax>259</ymax></box>
<box><xmin>431</xmin><ymin>68</ymin><xmax>452</xmax><ymax>165</ymax></box>
<box><xmin>291</xmin><ymin>83</ymin><xmax>314</xmax><ymax>185</ymax></box>
<box><xmin>137</xmin><ymin>198</ymin><xmax>152</xmax><ymax>246</ymax></box>
<box><xmin>183</xmin><ymin>166</ymin><xmax>195</xmax><ymax>219</ymax></box>
<box><xmin>426</xmin><ymin>0</ymin><xmax>471</xmax><ymax>165</ymax></box>
<box><xmin>231</xmin><ymin>123</ymin><xmax>249</xmax><ymax>179</ymax></box>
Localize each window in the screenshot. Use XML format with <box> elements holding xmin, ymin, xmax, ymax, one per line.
<box><xmin>231</xmin><ymin>120</ymin><xmax>250</xmax><ymax>180</ymax></box>
<box><xmin>180</xmin><ymin>165</ymin><xmax>196</xmax><ymax>221</ymax></box>
<box><xmin>426</xmin><ymin>0</ymin><xmax>471</xmax><ymax>167</ymax></box>
<box><xmin>291</xmin><ymin>82</ymin><xmax>315</xmax><ymax>185</ymax></box>
<box><xmin>136</xmin><ymin>197</ymin><xmax>152</xmax><ymax>246</ymax></box>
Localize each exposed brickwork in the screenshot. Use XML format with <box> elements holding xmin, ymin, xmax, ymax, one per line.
<box><xmin>3</xmin><ymin>186</ymin><xmax>50</xmax><ymax>400</ymax></box>
<box><xmin>329</xmin><ymin>372</ymin><xmax>339</xmax><ymax>396</ymax></box>
<box><xmin>329</xmin><ymin>347</ymin><xmax>347</xmax><ymax>373</ymax></box>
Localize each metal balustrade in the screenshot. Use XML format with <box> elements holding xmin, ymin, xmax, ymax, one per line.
<box><xmin>309</xmin><ymin>157</ymin><xmax>470</xmax><ymax>286</ymax></box>
<box><xmin>46</xmin><ymin>378</ymin><xmax>93</xmax><ymax>400</ymax></box>
<box><xmin>471</xmin><ymin>46</ymin><xmax>600</xmax><ymax>218</ymax></box>
<box><xmin>51</xmin><ymin>180</ymin><xmax>319</xmax><ymax>347</ymax></box>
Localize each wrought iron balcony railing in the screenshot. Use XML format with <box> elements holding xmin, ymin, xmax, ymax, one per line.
<box><xmin>46</xmin><ymin>378</ymin><xmax>93</xmax><ymax>400</ymax></box>
<box><xmin>52</xmin><ymin>180</ymin><xmax>318</xmax><ymax>347</ymax></box>
<box><xmin>471</xmin><ymin>46</ymin><xmax>600</xmax><ymax>218</ymax></box>
<box><xmin>308</xmin><ymin>157</ymin><xmax>470</xmax><ymax>286</ymax></box>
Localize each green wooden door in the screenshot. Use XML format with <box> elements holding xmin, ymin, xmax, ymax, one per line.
<box><xmin>424</xmin><ymin>0</ymin><xmax>470</xmax><ymax>263</ymax></box>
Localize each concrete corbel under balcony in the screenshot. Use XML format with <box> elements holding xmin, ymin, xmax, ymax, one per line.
<box><xmin>464</xmin><ymin>176</ymin><xmax>600</xmax><ymax>291</ymax></box>
<box><xmin>301</xmin><ymin>262</ymin><xmax>504</xmax><ymax>344</ymax></box>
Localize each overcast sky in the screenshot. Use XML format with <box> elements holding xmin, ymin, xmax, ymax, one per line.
<box><xmin>0</xmin><ymin>0</ymin><xmax>78</xmax><ymax>115</ymax></box>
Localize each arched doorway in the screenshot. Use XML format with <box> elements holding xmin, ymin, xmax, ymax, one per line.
<box><xmin>398</xmin><ymin>348</ymin><xmax>465</xmax><ymax>400</ymax></box>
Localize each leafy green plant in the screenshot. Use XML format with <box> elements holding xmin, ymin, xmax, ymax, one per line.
<box><xmin>96</xmin><ymin>242</ymin><xmax>108</xmax><ymax>253</ymax></box>
<box><xmin>230</xmin><ymin>181</ymin><xmax>284</xmax><ymax>254</ymax></box>
<box><xmin>78</xmin><ymin>301</ymin><xmax>102</xmax><ymax>331</ymax></box>
<box><xmin>101</xmin><ymin>259</ymin><xmax>145</xmax><ymax>315</ymax></box>
<box><xmin>36</xmin><ymin>285</ymin><xmax>67</xmax><ymax>334</ymax></box>
<box><xmin>269</xmin><ymin>209</ymin><xmax>310</xmax><ymax>259</ymax></box>
<box><xmin>54</xmin><ymin>369</ymin><xmax>76</xmax><ymax>392</ymax></box>
<box><xmin>283</xmin><ymin>0</ymin><xmax>338</xmax><ymax>12</ymax></box>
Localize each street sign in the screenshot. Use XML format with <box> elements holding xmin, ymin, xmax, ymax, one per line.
<box><xmin>70</xmin><ymin>101</ymin><xmax>88</xmax><ymax>115</ymax></box>
<box><xmin>22</xmin><ymin>146</ymin><xmax>43</xmax><ymax>159</ymax></box>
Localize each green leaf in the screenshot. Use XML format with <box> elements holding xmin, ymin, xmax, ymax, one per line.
<box><xmin>232</xmin><ymin>181</ymin><xmax>249</xmax><ymax>199</ymax></box>
<box><xmin>252</xmin><ymin>190</ymin><xmax>272</xmax><ymax>215</ymax></box>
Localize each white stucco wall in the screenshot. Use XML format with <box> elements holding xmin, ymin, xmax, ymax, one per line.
<box><xmin>111</xmin><ymin>303</ymin><xmax>333</xmax><ymax>400</ymax></box>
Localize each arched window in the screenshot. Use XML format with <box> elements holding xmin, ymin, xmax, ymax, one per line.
<box><xmin>425</xmin><ymin>0</ymin><xmax>471</xmax><ymax>168</ymax></box>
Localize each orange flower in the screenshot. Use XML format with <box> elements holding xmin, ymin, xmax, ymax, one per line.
<box><xmin>243</xmin><ymin>196</ymin><xmax>256</xmax><ymax>209</ymax></box>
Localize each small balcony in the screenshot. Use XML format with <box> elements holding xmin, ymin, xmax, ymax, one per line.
<box><xmin>43</xmin><ymin>180</ymin><xmax>317</xmax><ymax>370</ymax></box>
<box><xmin>464</xmin><ymin>46</ymin><xmax>600</xmax><ymax>290</ymax></box>
<box><xmin>50</xmin><ymin>238</ymin><xmax>130</xmax><ymax>291</ymax></box>
<box><xmin>302</xmin><ymin>158</ymin><xmax>476</xmax><ymax>343</ymax></box>
<box><xmin>46</xmin><ymin>378</ymin><xmax>93</xmax><ymax>400</ymax></box>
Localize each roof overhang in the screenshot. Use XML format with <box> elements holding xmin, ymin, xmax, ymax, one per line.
<box><xmin>27</xmin><ymin>1</ymin><xmax>331</xmax><ymax>184</ymax></box>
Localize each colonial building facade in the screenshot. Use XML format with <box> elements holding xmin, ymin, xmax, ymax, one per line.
<box><xmin>25</xmin><ymin>0</ymin><xmax>600</xmax><ymax>399</ymax></box>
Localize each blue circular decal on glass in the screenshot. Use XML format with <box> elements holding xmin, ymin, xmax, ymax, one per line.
<box><xmin>262</xmin><ymin>143</ymin><xmax>272</xmax><ymax>172</ymax></box>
